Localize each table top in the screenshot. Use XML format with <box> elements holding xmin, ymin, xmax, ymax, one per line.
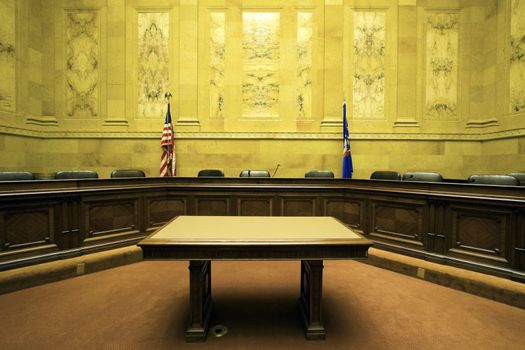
<box><xmin>139</xmin><ymin>216</ymin><xmax>372</xmax><ymax>260</ymax></box>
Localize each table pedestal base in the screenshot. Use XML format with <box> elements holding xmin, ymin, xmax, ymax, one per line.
<box><xmin>298</xmin><ymin>260</ymin><xmax>326</xmax><ymax>340</ymax></box>
<box><xmin>186</xmin><ymin>260</ymin><xmax>213</xmax><ymax>342</ymax></box>
<box><xmin>186</xmin><ymin>259</ymin><xmax>326</xmax><ymax>342</ymax></box>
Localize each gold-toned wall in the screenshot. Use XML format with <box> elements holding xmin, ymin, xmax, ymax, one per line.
<box><xmin>1</xmin><ymin>0</ymin><xmax>525</xmax><ymax>179</ymax></box>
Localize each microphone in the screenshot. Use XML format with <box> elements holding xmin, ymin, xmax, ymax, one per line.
<box><xmin>272</xmin><ymin>164</ymin><xmax>281</xmax><ymax>178</ymax></box>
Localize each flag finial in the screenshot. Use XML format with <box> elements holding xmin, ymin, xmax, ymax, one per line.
<box><xmin>164</xmin><ymin>91</ymin><xmax>172</xmax><ymax>103</ymax></box>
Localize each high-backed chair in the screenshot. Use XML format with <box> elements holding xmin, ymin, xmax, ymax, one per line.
<box><xmin>305</xmin><ymin>170</ymin><xmax>335</xmax><ymax>178</ymax></box>
<box><xmin>239</xmin><ymin>170</ymin><xmax>271</xmax><ymax>178</ymax></box>
<box><xmin>370</xmin><ymin>171</ymin><xmax>401</xmax><ymax>181</ymax></box>
<box><xmin>111</xmin><ymin>169</ymin><xmax>146</xmax><ymax>178</ymax></box>
<box><xmin>0</xmin><ymin>171</ymin><xmax>35</xmax><ymax>181</ymax></box>
<box><xmin>467</xmin><ymin>174</ymin><xmax>519</xmax><ymax>186</ymax></box>
<box><xmin>197</xmin><ymin>169</ymin><xmax>224</xmax><ymax>177</ymax></box>
<box><xmin>508</xmin><ymin>173</ymin><xmax>525</xmax><ymax>186</ymax></box>
<box><xmin>55</xmin><ymin>170</ymin><xmax>99</xmax><ymax>180</ymax></box>
<box><xmin>402</xmin><ymin>172</ymin><xmax>443</xmax><ymax>182</ymax></box>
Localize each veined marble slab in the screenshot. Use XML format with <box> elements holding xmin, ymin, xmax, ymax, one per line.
<box><xmin>0</xmin><ymin>0</ymin><xmax>15</xmax><ymax>112</ymax></box>
<box><xmin>297</xmin><ymin>11</ymin><xmax>312</xmax><ymax>120</ymax></box>
<box><xmin>510</xmin><ymin>0</ymin><xmax>525</xmax><ymax>113</ymax></box>
<box><xmin>353</xmin><ymin>11</ymin><xmax>385</xmax><ymax>120</ymax></box>
<box><xmin>242</xmin><ymin>12</ymin><xmax>280</xmax><ymax>118</ymax></box>
<box><xmin>210</xmin><ymin>11</ymin><xmax>225</xmax><ymax>119</ymax></box>
<box><xmin>425</xmin><ymin>12</ymin><xmax>458</xmax><ymax>120</ymax></box>
<box><xmin>137</xmin><ymin>12</ymin><xmax>169</xmax><ymax>118</ymax></box>
<box><xmin>65</xmin><ymin>10</ymin><xmax>99</xmax><ymax>117</ymax></box>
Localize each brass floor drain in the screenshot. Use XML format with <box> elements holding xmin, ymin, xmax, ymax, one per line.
<box><xmin>210</xmin><ymin>324</ymin><xmax>228</xmax><ymax>338</ymax></box>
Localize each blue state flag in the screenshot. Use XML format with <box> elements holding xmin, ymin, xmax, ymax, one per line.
<box><xmin>342</xmin><ymin>101</ymin><xmax>353</xmax><ymax>179</ymax></box>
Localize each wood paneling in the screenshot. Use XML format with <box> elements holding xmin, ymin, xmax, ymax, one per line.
<box><xmin>0</xmin><ymin>205</ymin><xmax>58</xmax><ymax>262</ymax></box>
<box><xmin>324</xmin><ymin>198</ymin><xmax>364</xmax><ymax>231</ymax></box>
<box><xmin>237</xmin><ymin>196</ymin><xmax>272</xmax><ymax>216</ymax></box>
<box><xmin>281</xmin><ymin>197</ymin><xmax>315</xmax><ymax>216</ymax></box>
<box><xmin>369</xmin><ymin>199</ymin><xmax>426</xmax><ymax>249</ymax></box>
<box><xmin>195</xmin><ymin>197</ymin><xmax>229</xmax><ymax>216</ymax></box>
<box><xmin>82</xmin><ymin>197</ymin><xmax>140</xmax><ymax>245</ymax></box>
<box><xmin>447</xmin><ymin>205</ymin><xmax>512</xmax><ymax>267</ymax></box>
<box><xmin>515</xmin><ymin>210</ymin><xmax>525</xmax><ymax>271</ymax></box>
<box><xmin>0</xmin><ymin>177</ymin><xmax>523</xmax><ymax>281</ymax></box>
<box><xmin>146</xmin><ymin>197</ymin><xmax>186</xmax><ymax>230</ymax></box>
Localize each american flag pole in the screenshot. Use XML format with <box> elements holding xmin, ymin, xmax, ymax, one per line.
<box><xmin>161</xmin><ymin>92</ymin><xmax>175</xmax><ymax>177</ymax></box>
<box><xmin>166</xmin><ymin>92</ymin><xmax>171</xmax><ymax>176</ymax></box>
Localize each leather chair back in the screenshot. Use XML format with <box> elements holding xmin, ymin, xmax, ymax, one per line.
<box><xmin>402</xmin><ymin>172</ymin><xmax>443</xmax><ymax>182</ymax></box>
<box><xmin>55</xmin><ymin>170</ymin><xmax>99</xmax><ymax>180</ymax></box>
<box><xmin>239</xmin><ymin>170</ymin><xmax>271</xmax><ymax>177</ymax></box>
<box><xmin>0</xmin><ymin>171</ymin><xmax>35</xmax><ymax>181</ymax></box>
<box><xmin>370</xmin><ymin>171</ymin><xmax>401</xmax><ymax>180</ymax></box>
<box><xmin>111</xmin><ymin>169</ymin><xmax>146</xmax><ymax>178</ymax></box>
<box><xmin>467</xmin><ymin>174</ymin><xmax>519</xmax><ymax>186</ymax></box>
<box><xmin>305</xmin><ymin>170</ymin><xmax>335</xmax><ymax>178</ymax></box>
<box><xmin>507</xmin><ymin>173</ymin><xmax>525</xmax><ymax>186</ymax></box>
<box><xmin>198</xmin><ymin>169</ymin><xmax>224</xmax><ymax>177</ymax></box>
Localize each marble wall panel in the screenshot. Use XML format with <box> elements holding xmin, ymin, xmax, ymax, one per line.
<box><xmin>297</xmin><ymin>11</ymin><xmax>312</xmax><ymax>119</ymax></box>
<box><xmin>65</xmin><ymin>10</ymin><xmax>99</xmax><ymax>117</ymax></box>
<box><xmin>425</xmin><ymin>12</ymin><xmax>459</xmax><ymax>120</ymax></box>
<box><xmin>510</xmin><ymin>0</ymin><xmax>525</xmax><ymax>113</ymax></box>
<box><xmin>137</xmin><ymin>12</ymin><xmax>169</xmax><ymax>118</ymax></box>
<box><xmin>242</xmin><ymin>12</ymin><xmax>280</xmax><ymax>118</ymax></box>
<box><xmin>353</xmin><ymin>11</ymin><xmax>385</xmax><ymax>120</ymax></box>
<box><xmin>0</xmin><ymin>0</ymin><xmax>15</xmax><ymax>112</ymax></box>
<box><xmin>210</xmin><ymin>11</ymin><xmax>225</xmax><ymax>119</ymax></box>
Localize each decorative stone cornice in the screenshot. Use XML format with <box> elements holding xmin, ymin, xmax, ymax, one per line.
<box><xmin>1</xmin><ymin>125</ymin><xmax>525</xmax><ymax>141</ymax></box>
<box><xmin>465</xmin><ymin>118</ymin><xmax>499</xmax><ymax>128</ymax></box>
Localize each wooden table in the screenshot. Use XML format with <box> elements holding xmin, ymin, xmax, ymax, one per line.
<box><xmin>138</xmin><ymin>215</ymin><xmax>373</xmax><ymax>342</ymax></box>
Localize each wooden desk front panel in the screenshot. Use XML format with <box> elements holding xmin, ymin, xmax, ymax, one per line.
<box><xmin>445</xmin><ymin>203</ymin><xmax>514</xmax><ymax>268</ymax></box>
<box><xmin>0</xmin><ymin>178</ymin><xmax>524</xmax><ymax>282</ymax></box>
<box><xmin>369</xmin><ymin>197</ymin><xmax>427</xmax><ymax>250</ymax></box>
<box><xmin>0</xmin><ymin>201</ymin><xmax>60</xmax><ymax>264</ymax></box>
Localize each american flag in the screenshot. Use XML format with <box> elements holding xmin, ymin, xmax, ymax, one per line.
<box><xmin>160</xmin><ymin>103</ymin><xmax>176</xmax><ymax>177</ymax></box>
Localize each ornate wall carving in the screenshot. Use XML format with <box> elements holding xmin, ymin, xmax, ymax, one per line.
<box><xmin>352</xmin><ymin>11</ymin><xmax>385</xmax><ymax>120</ymax></box>
<box><xmin>137</xmin><ymin>12</ymin><xmax>169</xmax><ymax>118</ymax></box>
<box><xmin>0</xmin><ymin>0</ymin><xmax>15</xmax><ymax>112</ymax></box>
<box><xmin>510</xmin><ymin>0</ymin><xmax>525</xmax><ymax>113</ymax></box>
<box><xmin>209</xmin><ymin>11</ymin><xmax>225</xmax><ymax>119</ymax></box>
<box><xmin>297</xmin><ymin>11</ymin><xmax>312</xmax><ymax>119</ymax></box>
<box><xmin>242</xmin><ymin>12</ymin><xmax>280</xmax><ymax>118</ymax></box>
<box><xmin>425</xmin><ymin>12</ymin><xmax>459</xmax><ymax>119</ymax></box>
<box><xmin>65</xmin><ymin>11</ymin><xmax>99</xmax><ymax>117</ymax></box>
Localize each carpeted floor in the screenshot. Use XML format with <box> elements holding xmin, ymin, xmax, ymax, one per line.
<box><xmin>0</xmin><ymin>260</ymin><xmax>523</xmax><ymax>349</ymax></box>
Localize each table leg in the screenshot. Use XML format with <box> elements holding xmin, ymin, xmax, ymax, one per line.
<box><xmin>186</xmin><ymin>260</ymin><xmax>213</xmax><ymax>342</ymax></box>
<box><xmin>298</xmin><ymin>260</ymin><xmax>326</xmax><ymax>340</ymax></box>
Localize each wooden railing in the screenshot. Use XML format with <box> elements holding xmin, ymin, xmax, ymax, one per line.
<box><xmin>1</xmin><ymin>177</ymin><xmax>524</xmax><ymax>282</ymax></box>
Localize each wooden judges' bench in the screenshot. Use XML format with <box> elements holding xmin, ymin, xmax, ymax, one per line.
<box><xmin>0</xmin><ymin>177</ymin><xmax>524</xmax><ymax>282</ymax></box>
